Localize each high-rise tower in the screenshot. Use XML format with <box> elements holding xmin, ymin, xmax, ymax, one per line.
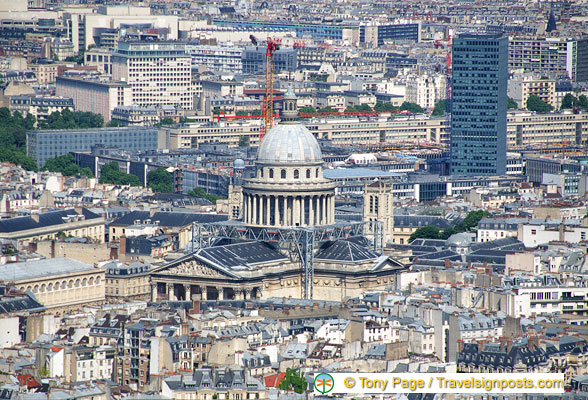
<box><xmin>450</xmin><ymin>33</ymin><xmax>508</xmax><ymax>176</ymax></box>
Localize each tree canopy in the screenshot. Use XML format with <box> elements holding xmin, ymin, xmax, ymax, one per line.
<box><xmin>38</xmin><ymin>109</ymin><xmax>104</xmax><ymax>130</ymax></box>
<box><xmin>0</xmin><ymin>108</ymin><xmax>38</xmax><ymax>170</ymax></box>
<box><xmin>43</xmin><ymin>153</ymin><xmax>93</xmax><ymax>178</ymax></box>
<box><xmin>432</xmin><ymin>99</ymin><xmax>447</xmax><ymax>116</ymax></box>
<box><xmin>400</xmin><ymin>101</ymin><xmax>425</xmax><ymax>114</ymax></box>
<box><xmin>526</xmin><ymin>95</ymin><xmax>553</xmax><ymax>113</ymax></box>
<box><xmin>374</xmin><ymin>102</ymin><xmax>398</xmax><ymax>112</ymax></box>
<box><xmin>507</xmin><ymin>97</ymin><xmax>518</xmax><ymax>110</ymax></box>
<box><xmin>99</xmin><ymin>162</ymin><xmax>142</xmax><ymax>186</ymax></box>
<box><xmin>408</xmin><ymin>210</ymin><xmax>491</xmax><ymax>243</ymax></box>
<box><xmin>299</xmin><ymin>106</ymin><xmax>316</xmax><ymax>114</ymax></box>
<box><xmin>278</xmin><ymin>369</ymin><xmax>307</xmax><ymax>394</ymax></box>
<box><xmin>187</xmin><ymin>187</ymin><xmax>223</xmax><ymax>204</ymax></box>
<box><xmin>147</xmin><ymin>167</ymin><xmax>173</xmax><ymax>193</ymax></box>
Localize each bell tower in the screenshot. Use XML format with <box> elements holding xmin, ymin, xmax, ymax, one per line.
<box><xmin>363</xmin><ymin>180</ymin><xmax>394</xmax><ymax>245</ymax></box>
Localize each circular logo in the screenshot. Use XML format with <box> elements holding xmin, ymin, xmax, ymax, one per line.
<box><xmin>344</xmin><ymin>377</ymin><xmax>356</xmax><ymax>388</ymax></box>
<box><xmin>314</xmin><ymin>373</ymin><xmax>334</xmax><ymax>394</ymax></box>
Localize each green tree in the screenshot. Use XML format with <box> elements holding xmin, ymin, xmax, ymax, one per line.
<box><xmin>147</xmin><ymin>167</ymin><xmax>173</xmax><ymax>193</ymax></box>
<box><xmin>278</xmin><ymin>369</ymin><xmax>307</xmax><ymax>394</ymax></box>
<box><xmin>43</xmin><ymin>153</ymin><xmax>94</xmax><ymax>177</ymax></box>
<box><xmin>561</xmin><ymin>93</ymin><xmax>577</xmax><ymax>109</ymax></box>
<box><xmin>460</xmin><ymin>210</ymin><xmax>491</xmax><ymax>231</ymax></box>
<box><xmin>187</xmin><ymin>187</ymin><xmax>223</xmax><ymax>204</ymax></box>
<box><xmin>578</xmin><ymin>95</ymin><xmax>588</xmax><ymax>109</ymax></box>
<box><xmin>439</xmin><ymin>226</ymin><xmax>459</xmax><ymax>240</ymax></box>
<box><xmin>432</xmin><ymin>99</ymin><xmax>447</xmax><ymax>116</ymax></box>
<box><xmin>526</xmin><ymin>95</ymin><xmax>553</xmax><ymax>113</ymax></box>
<box><xmin>238</xmin><ymin>136</ymin><xmax>250</xmax><ymax>147</ymax></box>
<box><xmin>507</xmin><ymin>97</ymin><xmax>518</xmax><ymax>110</ymax></box>
<box><xmin>374</xmin><ymin>102</ymin><xmax>398</xmax><ymax>112</ymax></box>
<box><xmin>80</xmin><ymin>167</ymin><xmax>94</xmax><ymax>178</ymax></box>
<box><xmin>0</xmin><ymin>108</ymin><xmax>38</xmax><ymax>170</ymax></box>
<box><xmin>317</xmin><ymin>107</ymin><xmax>338</xmax><ymax>113</ymax></box>
<box><xmin>250</xmin><ymin>109</ymin><xmax>262</xmax><ymax>116</ymax></box>
<box><xmin>99</xmin><ymin>162</ymin><xmax>142</xmax><ymax>186</ymax></box>
<box><xmin>235</xmin><ymin>111</ymin><xmax>249</xmax><ymax>116</ymax></box>
<box><xmin>157</xmin><ymin>117</ymin><xmax>174</xmax><ymax>127</ymax></box>
<box><xmin>299</xmin><ymin>106</ymin><xmax>316</xmax><ymax>114</ymax></box>
<box><xmin>106</xmin><ymin>119</ymin><xmax>123</xmax><ymax>127</ymax></box>
<box><xmin>409</xmin><ymin>226</ymin><xmax>440</xmax><ymax>243</ymax></box>
<box><xmin>38</xmin><ymin>110</ymin><xmax>104</xmax><ymax>130</ymax></box>
<box><xmin>400</xmin><ymin>102</ymin><xmax>425</xmax><ymax>114</ymax></box>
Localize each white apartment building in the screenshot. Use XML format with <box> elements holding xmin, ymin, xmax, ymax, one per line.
<box><xmin>71</xmin><ymin>346</ymin><xmax>115</xmax><ymax>382</ymax></box>
<box><xmin>112</xmin><ymin>41</ymin><xmax>193</xmax><ymax>110</ymax></box>
<box><xmin>518</xmin><ymin>221</ymin><xmax>588</xmax><ymax>248</ymax></box>
<box><xmin>187</xmin><ymin>44</ymin><xmax>243</xmax><ymax>73</ymax></box>
<box><xmin>405</xmin><ymin>74</ymin><xmax>446</xmax><ymax>110</ymax></box>
<box><xmin>515</xmin><ymin>285</ymin><xmax>588</xmax><ymax>316</ymax></box>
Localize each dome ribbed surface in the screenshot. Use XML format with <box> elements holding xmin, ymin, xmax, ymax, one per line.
<box><xmin>257</xmin><ymin>123</ymin><xmax>322</xmax><ymax>163</ymax></box>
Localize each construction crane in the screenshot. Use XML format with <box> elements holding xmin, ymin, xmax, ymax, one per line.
<box><xmin>250</xmin><ymin>35</ymin><xmax>281</xmax><ymax>140</ymax></box>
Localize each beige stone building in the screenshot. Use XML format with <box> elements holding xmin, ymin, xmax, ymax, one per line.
<box><xmin>30</xmin><ymin>60</ymin><xmax>58</xmax><ymax>84</ymax></box>
<box><xmin>56</xmin><ymin>76</ymin><xmax>132</xmax><ymax>122</ymax></box>
<box><xmin>103</xmin><ymin>260</ymin><xmax>151</xmax><ymax>301</ymax></box>
<box><xmin>0</xmin><ymin>258</ymin><xmax>105</xmax><ymax>313</ymax></box>
<box><xmin>0</xmin><ymin>208</ymin><xmax>105</xmax><ymax>250</ymax></box>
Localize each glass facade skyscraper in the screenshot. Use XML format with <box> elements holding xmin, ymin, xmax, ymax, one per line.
<box><xmin>450</xmin><ymin>33</ymin><xmax>508</xmax><ymax>176</ymax></box>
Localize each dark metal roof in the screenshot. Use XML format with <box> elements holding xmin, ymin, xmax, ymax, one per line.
<box><xmin>0</xmin><ymin>293</ymin><xmax>45</xmax><ymax>314</ymax></box>
<box><xmin>315</xmin><ymin>239</ymin><xmax>378</xmax><ymax>262</ymax></box>
<box><xmin>0</xmin><ymin>208</ymin><xmax>100</xmax><ymax>233</ymax></box>
<box><xmin>111</xmin><ymin>211</ymin><xmax>227</xmax><ymax>227</ymax></box>
<box><xmin>198</xmin><ymin>241</ymin><xmax>287</xmax><ymax>268</ymax></box>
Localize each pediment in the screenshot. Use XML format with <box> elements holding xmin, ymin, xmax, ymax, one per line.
<box><xmin>152</xmin><ymin>255</ymin><xmax>239</xmax><ymax>279</ymax></box>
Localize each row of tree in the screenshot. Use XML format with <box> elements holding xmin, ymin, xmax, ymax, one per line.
<box><xmin>408</xmin><ymin>210</ymin><xmax>491</xmax><ymax>243</ymax></box>
<box><xmin>299</xmin><ymin>101</ymin><xmax>425</xmax><ymax>115</ymax></box>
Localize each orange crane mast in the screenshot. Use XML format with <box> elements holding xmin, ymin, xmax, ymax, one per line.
<box><xmin>262</xmin><ymin>37</ymin><xmax>281</xmax><ymax>140</ymax></box>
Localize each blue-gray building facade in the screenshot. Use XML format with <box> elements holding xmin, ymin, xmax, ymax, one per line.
<box><xmin>27</xmin><ymin>127</ymin><xmax>161</xmax><ymax>167</ymax></box>
<box><xmin>450</xmin><ymin>33</ymin><xmax>508</xmax><ymax>176</ymax></box>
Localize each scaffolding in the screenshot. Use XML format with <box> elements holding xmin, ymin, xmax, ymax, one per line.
<box><xmin>191</xmin><ymin>220</ymin><xmax>384</xmax><ymax>299</ymax></box>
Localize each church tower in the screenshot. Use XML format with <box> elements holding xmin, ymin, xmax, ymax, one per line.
<box><xmin>363</xmin><ymin>180</ymin><xmax>394</xmax><ymax>245</ymax></box>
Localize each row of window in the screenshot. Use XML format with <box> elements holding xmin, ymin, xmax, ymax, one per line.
<box><xmin>25</xmin><ymin>275</ymin><xmax>102</xmax><ymax>294</ymax></box>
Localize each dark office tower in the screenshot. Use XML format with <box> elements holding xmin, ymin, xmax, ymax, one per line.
<box><xmin>450</xmin><ymin>33</ymin><xmax>508</xmax><ymax>176</ymax></box>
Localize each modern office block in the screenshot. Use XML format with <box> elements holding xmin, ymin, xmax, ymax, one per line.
<box><xmin>27</xmin><ymin>127</ymin><xmax>162</xmax><ymax>167</ymax></box>
<box><xmin>112</xmin><ymin>41</ymin><xmax>193</xmax><ymax>110</ymax></box>
<box><xmin>450</xmin><ymin>33</ymin><xmax>508</xmax><ymax>176</ymax></box>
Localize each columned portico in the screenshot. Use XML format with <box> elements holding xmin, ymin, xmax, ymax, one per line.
<box><xmin>242</xmin><ymin>193</ymin><xmax>336</xmax><ymax>227</ymax></box>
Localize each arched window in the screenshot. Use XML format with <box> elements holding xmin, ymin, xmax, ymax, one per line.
<box><xmin>47</xmin><ymin>283</ymin><xmax>53</xmax><ymax>292</ymax></box>
<box><xmin>95</xmin><ymin>276</ymin><xmax>101</xmax><ymax>285</ymax></box>
<box><xmin>89</xmin><ymin>277</ymin><xmax>94</xmax><ymax>285</ymax></box>
<box><xmin>294</xmin><ymin>170</ymin><xmax>299</xmax><ymax>179</ymax></box>
<box><xmin>269</xmin><ymin>169</ymin><xmax>274</xmax><ymax>178</ymax></box>
<box><xmin>260</xmin><ymin>169</ymin><xmax>264</xmax><ymax>178</ymax></box>
<box><xmin>82</xmin><ymin>278</ymin><xmax>87</xmax><ymax>287</ymax></box>
<box><xmin>306</xmin><ymin>169</ymin><xmax>311</xmax><ymax>179</ymax></box>
<box><xmin>33</xmin><ymin>285</ymin><xmax>38</xmax><ymax>293</ymax></box>
<box><xmin>281</xmin><ymin>169</ymin><xmax>286</xmax><ymax>179</ymax></box>
<box><xmin>316</xmin><ymin>168</ymin><xmax>319</xmax><ymax>178</ymax></box>
<box><xmin>41</xmin><ymin>284</ymin><xmax>46</xmax><ymax>293</ymax></box>
<box><xmin>68</xmin><ymin>280</ymin><xmax>73</xmax><ymax>289</ymax></box>
<box><xmin>61</xmin><ymin>281</ymin><xmax>66</xmax><ymax>289</ymax></box>
<box><xmin>75</xmin><ymin>279</ymin><xmax>80</xmax><ymax>288</ymax></box>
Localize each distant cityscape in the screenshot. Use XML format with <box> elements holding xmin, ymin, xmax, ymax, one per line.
<box><xmin>1</xmin><ymin>0</ymin><xmax>588</xmax><ymax>399</ymax></box>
